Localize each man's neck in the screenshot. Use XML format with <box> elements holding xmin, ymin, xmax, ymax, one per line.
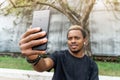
<box><xmin>69</xmin><ymin>49</ymin><xmax>85</xmax><ymax>58</ymax></box>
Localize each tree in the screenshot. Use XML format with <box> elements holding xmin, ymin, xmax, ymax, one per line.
<box><xmin>0</xmin><ymin>0</ymin><xmax>96</xmax><ymax>28</ymax></box>
<box><xmin>0</xmin><ymin>0</ymin><xmax>119</xmax><ymax>56</ymax></box>
<box><xmin>105</xmin><ymin>0</ymin><xmax>120</xmax><ymax>20</ymax></box>
<box><xmin>0</xmin><ymin>0</ymin><xmax>96</xmax><ymax>56</ymax></box>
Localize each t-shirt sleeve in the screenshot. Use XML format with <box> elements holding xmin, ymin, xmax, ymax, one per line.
<box><xmin>48</xmin><ymin>51</ymin><xmax>59</xmax><ymax>68</ymax></box>
<box><xmin>89</xmin><ymin>61</ymin><xmax>99</xmax><ymax>80</ymax></box>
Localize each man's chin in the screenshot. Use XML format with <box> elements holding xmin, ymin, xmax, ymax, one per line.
<box><xmin>70</xmin><ymin>50</ymin><xmax>80</xmax><ymax>54</ymax></box>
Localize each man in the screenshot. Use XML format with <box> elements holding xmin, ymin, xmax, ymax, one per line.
<box><xmin>19</xmin><ymin>25</ymin><xmax>99</xmax><ymax>80</ymax></box>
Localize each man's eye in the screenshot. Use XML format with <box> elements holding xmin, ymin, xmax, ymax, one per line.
<box><xmin>75</xmin><ymin>37</ymin><xmax>80</xmax><ymax>40</ymax></box>
<box><xmin>68</xmin><ymin>37</ymin><xmax>72</xmax><ymax>40</ymax></box>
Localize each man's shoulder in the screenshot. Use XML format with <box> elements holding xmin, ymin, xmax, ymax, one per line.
<box><xmin>49</xmin><ymin>49</ymin><xmax>68</xmax><ymax>57</ymax></box>
<box><xmin>53</xmin><ymin>49</ymin><xmax>68</xmax><ymax>54</ymax></box>
<box><xmin>48</xmin><ymin>50</ymin><xmax>68</xmax><ymax>64</ymax></box>
<box><xmin>53</xmin><ymin>50</ymin><xmax>68</xmax><ymax>56</ymax></box>
<box><xmin>85</xmin><ymin>55</ymin><xmax>97</xmax><ymax>66</ymax></box>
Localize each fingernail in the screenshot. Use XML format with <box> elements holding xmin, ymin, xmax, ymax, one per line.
<box><xmin>41</xmin><ymin>31</ymin><xmax>46</xmax><ymax>34</ymax></box>
<box><xmin>43</xmin><ymin>38</ymin><xmax>47</xmax><ymax>42</ymax></box>
<box><xmin>35</xmin><ymin>27</ymin><xmax>41</xmax><ymax>30</ymax></box>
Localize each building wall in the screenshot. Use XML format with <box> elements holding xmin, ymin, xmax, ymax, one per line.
<box><xmin>0</xmin><ymin>15</ymin><xmax>27</xmax><ymax>52</ymax></box>
<box><xmin>0</xmin><ymin>13</ymin><xmax>70</xmax><ymax>53</ymax></box>
<box><xmin>89</xmin><ymin>1</ymin><xmax>120</xmax><ymax>56</ymax></box>
<box><xmin>0</xmin><ymin>1</ymin><xmax>120</xmax><ymax>56</ymax></box>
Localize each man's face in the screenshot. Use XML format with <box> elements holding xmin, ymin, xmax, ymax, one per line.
<box><xmin>67</xmin><ymin>30</ymin><xmax>85</xmax><ymax>53</ymax></box>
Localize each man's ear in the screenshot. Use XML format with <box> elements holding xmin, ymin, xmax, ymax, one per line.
<box><xmin>84</xmin><ymin>37</ymin><xmax>88</xmax><ymax>46</ymax></box>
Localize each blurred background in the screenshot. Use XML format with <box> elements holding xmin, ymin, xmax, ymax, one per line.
<box><xmin>0</xmin><ymin>0</ymin><xmax>120</xmax><ymax>77</ymax></box>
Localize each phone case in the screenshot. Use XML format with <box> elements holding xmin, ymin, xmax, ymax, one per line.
<box><xmin>32</xmin><ymin>10</ymin><xmax>50</xmax><ymax>50</ymax></box>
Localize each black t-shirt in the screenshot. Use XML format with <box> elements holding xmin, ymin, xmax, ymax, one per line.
<box><xmin>49</xmin><ymin>50</ymin><xmax>99</xmax><ymax>80</ymax></box>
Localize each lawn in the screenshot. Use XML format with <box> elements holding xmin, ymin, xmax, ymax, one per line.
<box><xmin>0</xmin><ymin>56</ymin><xmax>120</xmax><ymax>76</ymax></box>
<box><xmin>97</xmin><ymin>61</ymin><xmax>120</xmax><ymax>76</ymax></box>
<box><xmin>0</xmin><ymin>56</ymin><xmax>33</xmax><ymax>70</ymax></box>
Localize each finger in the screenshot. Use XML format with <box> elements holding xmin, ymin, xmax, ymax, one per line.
<box><xmin>22</xmin><ymin>27</ymin><xmax>41</xmax><ymax>39</ymax></box>
<box><xmin>20</xmin><ymin>31</ymin><xmax>46</xmax><ymax>45</ymax></box>
<box><xmin>21</xmin><ymin>49</ymin><xmax>46</xmax><ymax>56</ymax></box>
<box><xmin>20</xmin><ymin>38</ymin><xmax>48</xmax><ymax>49</ymax></box>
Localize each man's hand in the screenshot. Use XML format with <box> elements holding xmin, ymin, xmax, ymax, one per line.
<box><xmin>19</xmin><ymin>27</ymin><xmax>48</xmax><ymax>59</ymax></box>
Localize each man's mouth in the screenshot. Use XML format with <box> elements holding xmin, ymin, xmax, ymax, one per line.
<box><xmin>71</xmin><ymin>45</ymin><xmax>78</xmax><ymax>48</ymax></box>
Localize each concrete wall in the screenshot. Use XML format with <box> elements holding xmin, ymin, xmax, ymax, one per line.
<box><xmin>0</xmin><ymin>14</ymin><xmax>27</xmax><ymax>52</ymax></box>
<box><xmin>0</xmin><ymin>13</ymin><xmax>70</xmax><ymax>53</ymax></box>
<box><xmin>89</xmin><ymin>1</ymin><xmax>120</xmax><ymax>56</ymax></box>
<box><xmin>0</xmin><ymin>1</ymin><xmax>120</xmax><ymax>56</ymax></box>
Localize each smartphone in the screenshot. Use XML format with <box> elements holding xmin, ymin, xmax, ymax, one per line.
<box><xmin>32</xmin><ymin>10</ymin><xmax>50</xmax><ymax>50</ymax></box>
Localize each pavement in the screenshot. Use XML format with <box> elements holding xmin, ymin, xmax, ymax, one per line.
<box><xmin>0</xmin><ymin>77</ymin><xmax>21</xmax><ymax>80</ymax></box>
<box><xmin>99</xmin><ymin>75</ymin><xmax>120</xmax><ymax>80</ymax></box>
<box><xmin>0</xmin><ymin>68</ymin><xmax>120</xmax><ymax>80</ymax></box>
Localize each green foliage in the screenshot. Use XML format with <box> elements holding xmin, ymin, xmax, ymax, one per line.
<box><xmin>0</xmin><ymin>0</ymin><xmax>48</xmax><ymax>15</ymax></box>
<box><xmin>116</xmin><ymin>57</ymin><xmax>120</xmax><ymax>62</ymax></box>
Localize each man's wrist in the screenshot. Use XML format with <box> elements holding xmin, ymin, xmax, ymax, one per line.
<box><xmin>26</xmin><ymin>55</ymin><xmax>42</xmax><ymax>66</ymax></box>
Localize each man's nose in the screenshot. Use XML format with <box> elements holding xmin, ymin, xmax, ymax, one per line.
<box><xmin>71</xmin><ymin>38</ymin><xmax>76</xmax><ymax>43</ymax></box>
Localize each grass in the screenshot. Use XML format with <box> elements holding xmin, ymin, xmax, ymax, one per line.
<box><xmin>97</xmin><ymin>61</ymin><xmax>120</xmax><ymax>76</ymax></box>
<box><xmin>0</xmin><ymin>56</ymin><xmax>120</xmax><ymax>76</ymax></box>
<box><xmin>0</xmin><ymin>56</ymin><xmax>33</xmax><ymax>70</ymax></box>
